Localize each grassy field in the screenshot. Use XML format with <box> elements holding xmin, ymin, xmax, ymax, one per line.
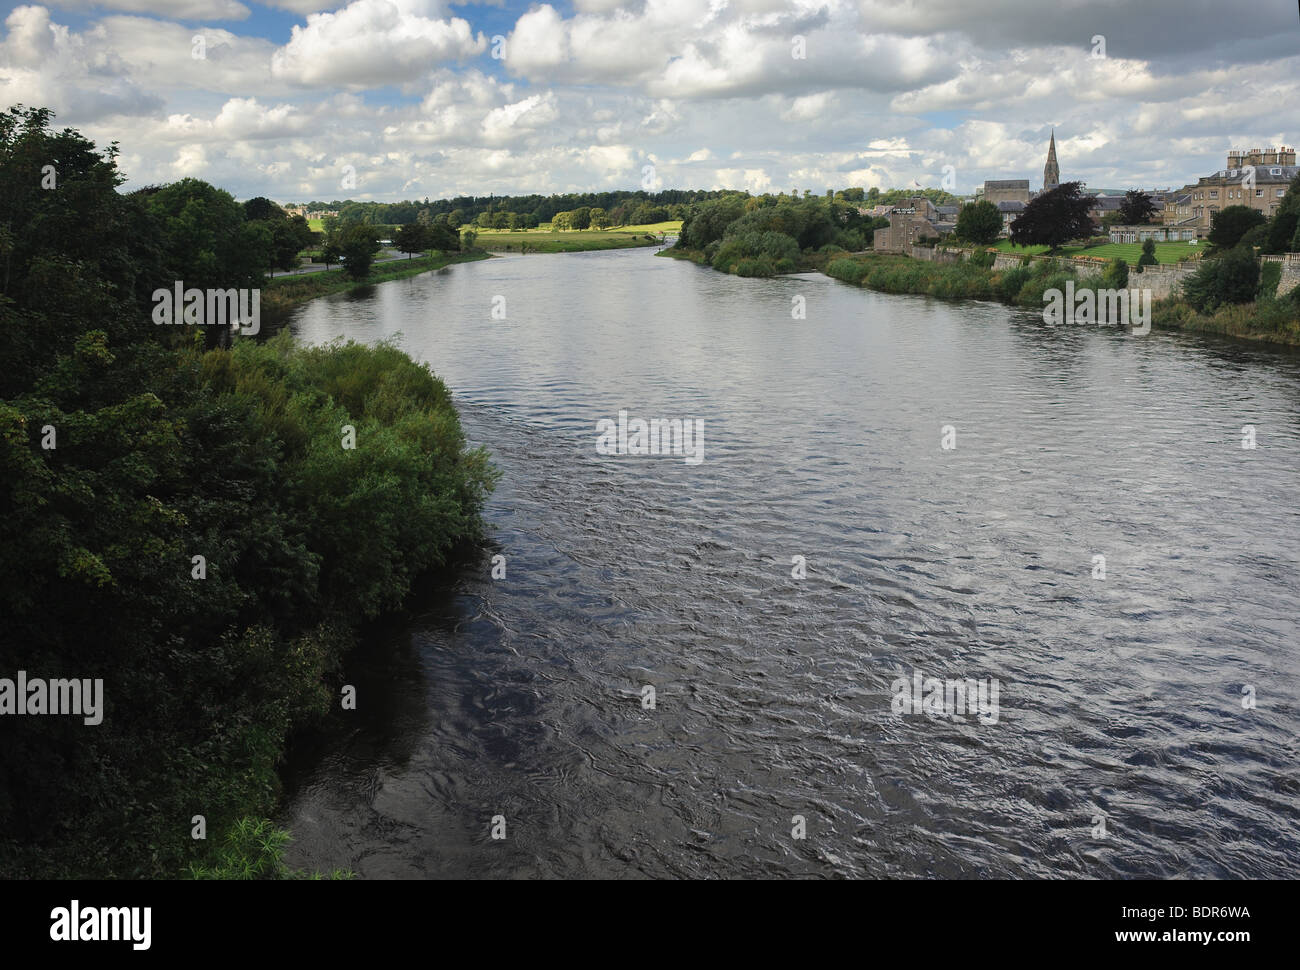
<box><xmin>987</xmin><ymin>239</ymin><xmax>1203</xmax><ymax>264</ymax></box>
<box><xmin>473</xmin><ymin>221</ymin><xmax>681</xmax><ymax>253</ymax></box>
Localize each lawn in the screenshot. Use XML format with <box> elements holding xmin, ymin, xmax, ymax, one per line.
<box><xmin>473</xmin><ymin>221</ymin><xmax>681</xmax><ymax>253</ymax></box>
<box><xmin>987</xmin><ymin>238</ymin><xmax>1202</xmax><ymax>265</ymax></box>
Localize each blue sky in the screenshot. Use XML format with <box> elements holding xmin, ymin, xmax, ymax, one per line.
<box><xmin>2</xmin><ymin>0</ymin><xmax>1298</xmax><ymax>203</ymax></box>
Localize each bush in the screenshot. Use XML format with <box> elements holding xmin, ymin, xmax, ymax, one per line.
<box><xmin>968</xmin><ymin>248</ymin><xmax>996</xmax><ymax>269</ymax></box>
<box><xmin>996</xmin><ymin>266</ymin><xmax>1031</xmax><ymax>302</ymax></box>
<box><xmin>1183</xmin><ymin>245</ymin><xmax>1260</xmax><ymax>312</ymax></box>
<box><xmin>1101</xmin><ymin>257</ymin><xmax>1129</xmax><ymax>289</ymax></box>
<box><xmin>825</xmin><ymin>258</ymin><xmax>867</xmax><ymax>284</ymax></box>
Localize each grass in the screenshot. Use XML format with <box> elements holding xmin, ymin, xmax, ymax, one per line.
<box><xmin>262</xmin><ymin>250</ymin><xmax>491</xmax><ymax>315</ymax></box>
<box><xmin>986</xmin><ymin>238</ymin><xmax>1202</xmax><ymax>265</ymax></box>
<box><xmin>473</xmin><ymin>221</ymin><xmax>681</xmax><ymax>253</ymax></box>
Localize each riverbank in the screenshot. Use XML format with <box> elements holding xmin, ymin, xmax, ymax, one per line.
<box><xmin>263</xmin><ymin>250</ymin><xmax>492</xmax><ymax>315</ymax></box>
<box><xmin>667</xmin><ymin>243</ymin><xmax>1300</xmax><ymax>347</ymax></box>
<box><xmin>825</xmin><ymin>251</ymin><xmax>1300</xmax><ymax>346</ymax></box>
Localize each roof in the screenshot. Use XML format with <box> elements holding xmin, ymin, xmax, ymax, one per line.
<box><xmin>1089</xmin><ymin>196</ymin><xmax>1124</xmax><ymax>210</ymax></box>
<box><xmin>995</xmin><ymin>200</ymin><xmax>1026</xmax><ymax>212</ymax></box>
<box><xmin>936</xmin><ymin>205</ymin><xmax>960</xmax><ymax>216</ymax></box>
<box><xmin>984</xmin><ymin>179</ymin><xmax>1030</xmax><ymax>190</ymax></box>
<box><xmin>1200</xmin><ymin>165</ymin><xmax>1300</xmax><ymax>184</ymax></box>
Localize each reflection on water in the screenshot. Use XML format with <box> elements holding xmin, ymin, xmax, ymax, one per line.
<box><xmin>282</xmin><ymin>248</ymin><xmax>1300</xmax><ymax>878</ymax></box>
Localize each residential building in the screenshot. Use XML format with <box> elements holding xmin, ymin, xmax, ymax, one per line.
<box><xmin>1175</xmin><ymin>147</ymin><xmax>1297</xmax><ymax>235</ymax></box>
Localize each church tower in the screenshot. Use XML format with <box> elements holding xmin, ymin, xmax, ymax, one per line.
<box><xmin>1043</xmin><ymin>130</ymin><xmax>1060</xmax><ymax>192</ymax></box>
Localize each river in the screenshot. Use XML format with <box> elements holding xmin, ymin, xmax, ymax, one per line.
<box><xmin>281</xmin><ymin>245</ymin><xmax>1300</xmax><ymax>878</ymax></box>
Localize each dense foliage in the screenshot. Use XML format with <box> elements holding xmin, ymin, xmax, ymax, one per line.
<box><xmin>955</xmin><ymin>200</ymin><xmax>1002</xmax><ymax>245</ymax></box>
<box><xmin>0</xmin><ymin>106</ymin><xmax>496</xmax><ymax>877</ymax></box>
<box><xmin>673</xmin><ymin>194</ymin><xmax>877</xmax><ymax>275</ymax></box>
<box><xmin>1009</xmin><ymin>182</ymin><xmax>1095</xmax><ymax>251</ymax></box>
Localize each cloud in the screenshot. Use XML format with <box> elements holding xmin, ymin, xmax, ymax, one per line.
<box><xmin>271</xmin><ymin>0</ymin><xmax>486</xmax><ymax>88</ymax></box>
<box><xmin>0</xmin><ymin>6</ymin><xmax>164</xmax><ymax>121</ymax></box>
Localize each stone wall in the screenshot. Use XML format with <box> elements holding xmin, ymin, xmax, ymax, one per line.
<box><xmin>1261</xmin><ymin>253</ymin><xmax>1300</xmax><ymax>295</ymax></box>
<box><xmin>912</xmin><ymin>246</ymin><xmax>1203</xmax><ymax>299</ymax></box>
<box><xmin>894</xmin><ymin>245</ymin><xmax>1300</xmax><ymax>300</ymax></box>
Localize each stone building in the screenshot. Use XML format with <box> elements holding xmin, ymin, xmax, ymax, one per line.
<box><xmin>872</xmin><ymin>197</ymin><xmax>944</xmax><ymax>252</ymax></box>
<box><xmin>1169</xmin><ymin>147</ymin><xmax>1297</xmax><ymax>236</ymax></box>
<box><xmin>981</xmin><ymin>179</ymin><xmax>1031</xmax><ymax>205</ymax></box>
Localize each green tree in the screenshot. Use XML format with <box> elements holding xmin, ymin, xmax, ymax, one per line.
<box><xmin>954</xmin><ymin>200</ymin><xmax>1001</xmax><ymax>244</ymax></box>
<box><xmin>1264</xmin><ymin>172</ymin><xmax>1300</xmax><ymax>253</ymax></box>
<box><xmin>394</xmin><ymin>222</ymin><xmax>430</xmax><ymax>259</ymax></box>
<box><xmin>1135</xmin><ymin>237</ymin><xmax>1157</xmax><ymax>273</ymax></box>
<box><xmin>1183</xmin><ymin>244</ymin><xmax>1259</xmax><ymax>312</ymax></box>
<box><xmin>242</xmin><ymin>196</ymin><xmax>282</xmax><ymax>222</ymax></box>
<box><xmin>338</xmin><ymin>224</ymin><xmax>379</xmax><ymax>279</ymax></box>
<box><xmin>1118</xmin><ymin>189</ymin><xmax>1157</xmax><ymax>225</ymax></box>
<box><xmin>1208</xmin><ymin>205</ymin><xmax>1266</xmax><ymax>250</ymax></box>
<box><xmin>1009</xmin><ymin>182</ymin><xmax>1094</xmax><ymax>252</ymax></box>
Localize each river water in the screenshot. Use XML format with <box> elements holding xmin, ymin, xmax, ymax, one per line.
<box><xmin>282</xmin><ymin>246</ymin><xmax>1300</xmax><ymax>878</ymax></box>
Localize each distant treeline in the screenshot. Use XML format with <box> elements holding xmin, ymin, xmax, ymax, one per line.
<box><xmin>290</xmin><ymin>189</ymin><xmax>731</xmax><ymax>228</ymax></box>
<box><xmin>287</xmin><ymin>186</ymin><xmax>961</xmax><ymax>230</ymax></box>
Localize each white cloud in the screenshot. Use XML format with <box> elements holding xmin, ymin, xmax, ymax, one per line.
<box><xmin>271</xmin><ymin>0</ymin><xmax>486</xmax><ymax>88</ymax></box>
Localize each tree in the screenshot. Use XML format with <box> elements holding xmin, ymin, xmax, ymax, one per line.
<box><xmin>1118</xmin><ymin>189</ymin><xmax>1157</xmax><ymax>225</ymax></box>
<box><xmin>571</xmin><ymin>207</ymin><xmax>591</xmax><ymax>230</ymax></box>
<box><xmin>1135</xmin><ymin>237</ymin><xmax>1157</xmax><ymax>273</ymax></box>
<box><xmin>589</xmin><ymin>207</ymin><xmax>610</xmax><ymax>229</ymax></box>
<box><xmin>394</xmin><ymin>222</ymin><xmax>430</xmax><ymax>259</ymax></box>
<box><xmin>426</xmin><ymin>222</ymin><xmax>459</xmax><ymax>251</ymax></box>
<box><xmin>1101</xmin><ymin>256</ymin><xmax>1129</xmax><ymax>289</ymax></box>
<box><xmin>954</xmin><ymin>200</ymin><xmax>1001</xmax><ymax>245</ymax></box>
<box><xmin>1264</xmin><ymin>171</ymin><xmax>1300</xmax><ymax>253</ymax></box>
<box><xmin>1183</xmin><ymin>244</ymin><xmax>1259</xmax><ymax>312</ymax></box>
<box><xmin>460</xmin><ymin>227</ymin><xmax>478</xmax><ymax>250</ymax></box>
<box><xmin>338</xmin><ymin>224</ymin><xmax>379</xmax><ymax>279</ymax></box>
<box><xmin>143</xmin><ymin>177</ymin><xmax>268</xmax><ymax>292</ymax></box>
<box><xmin>1208</xmin><ymin>205</ymin><xmax>1266</xmax><ymax>250</ymax></box>
<box><xmin>1008</xmin><ymin>182</ymin><xmax>1094</xmax><ymax>251</ymax></box>
<box><xmin>242</xmin><ymin>196</ymin><xmax>281</xmax><ymax>222</ymax></box>
<box><xmin>269</xmin><ymin>214</ymin><xmax>312</xmax><ymax>273</ymax></box>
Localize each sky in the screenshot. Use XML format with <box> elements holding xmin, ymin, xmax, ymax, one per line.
<box><xmin>2</xmin><ymin>0</ymin><xmax>1298</xmax><ymax>203</ymax></box>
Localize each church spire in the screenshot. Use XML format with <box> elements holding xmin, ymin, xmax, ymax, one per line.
<box><xmin>1043</xmin><ymin>129</ymin><xmax>1060</xmax><ymax>191</ymax></box>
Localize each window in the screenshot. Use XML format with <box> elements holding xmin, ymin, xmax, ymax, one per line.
<box><xmin>1256</xmin><ymin>189</ymin><xmax>1263</xmax><ymax>197</ymax></box>
<box><xmin>1278</xmin><ymin>189</ymin><xmax>1286</xmax><ymax>197</ymax></box>
<box><xmin>1271</xmin><ymin>168</ymin><xmax>1282</xmax><ymax>175</ymax></box>
<box><xmin>1209</xmin><ymin>190</ymin><xmax>1218</xmax><ymax>199</ymax></box>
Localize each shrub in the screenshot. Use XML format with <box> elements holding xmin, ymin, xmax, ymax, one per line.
<box><xmin>1183</xmin><ymin>245</ymin><xmax>1260</xmax><ymax>312</ymax></box>
<box><xmin>1101</xmin><ymin>257</ymin><xmax>1129</xmax><ymax>289</ymax></box>
<box><xmin>996</xmin><ymin>266</ymin><xmax>1031</xmax><ymax>302</ymax></box>
<box><xmin>825</xmin><ymin>257</ymin><xmax>867</xmax><ymax>284</ymax></box>
<box><xmin>968</xmin><ymin>248</ymin><xmax>996</xmax><ymax>269</ymax></box>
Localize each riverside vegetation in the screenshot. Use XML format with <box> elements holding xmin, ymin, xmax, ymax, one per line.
<box><xmin>668</xmin><ymin>185</ymin><xmax>1300</xmax><ymax>346</ymax></box>
<box><xmin>0</xmin><ymin>106</ymin><xmax>497</xmax><ymax>878</ymax></box>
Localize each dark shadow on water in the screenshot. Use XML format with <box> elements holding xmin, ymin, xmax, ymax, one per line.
<box><xmin>278</xmin><ymin>540</ymin><xmax>494</xmax><ymax>803</ymax></box>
